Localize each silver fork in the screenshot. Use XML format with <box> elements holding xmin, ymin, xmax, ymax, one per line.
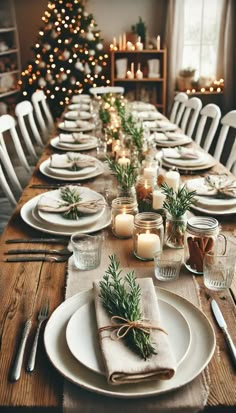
<box><xmin>5</xmin><ymin>254</ymin><xmax>72</xmax><ymax>262</ymax></box>
<box><xmin>26</xmin><ymin>300</ymin><xmax>50</xmax><ymax>372</ymax></box>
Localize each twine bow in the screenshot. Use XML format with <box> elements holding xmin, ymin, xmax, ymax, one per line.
<box><xmin>99</xmin><ymin>315</ymin><xmax>167</xmax><ymax>340</ymax></box>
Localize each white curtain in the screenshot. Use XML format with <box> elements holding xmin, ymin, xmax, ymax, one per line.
<box><xmin>217</xmin><ymin>0</ymin><xmax>235</xmax><ymax>113</ymax></box>
<box><xmin>164</xmin><ymin>0</ymin><xmax>184</xmax><ymax>115</ymax></box>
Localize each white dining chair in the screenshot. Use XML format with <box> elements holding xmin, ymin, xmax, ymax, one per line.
<box><xmin>31</xmin><ymin>90</ymin><xmax>54</xmax><ymax>138</ymax></box>
<box><xmin>0</xmin><ymin>144</ymin><xmax>22</xmax><ymax>207</ymax></box>
<box><xmin>169</xmin><ymin>92</ymin><xmax>188</xmax><ymax>125</ymax></box>
<box><xmin>15</xmin><ymin>100</ymin><xmax>44</xmax><ymax>162</ymax></box>
<box><xmin>213</xmin><ymin>110</ymin><xmax>236</xmax><ymax>175</ymax></box>
<box><xmin>0</xmin><ymin>114</ymin><xmax>31</xmax><ymax>172</ymax></box>
<box><xmin>194</xmin><ymin>103</ymin><xmax>221</xmax><ymax>152</ymax></box>
<box><xmin>180</xmin><ymin>97</ymin><xmax>202</xmax><ymax>138</ymax></box>
<box><xmin>89</xmin><ymin>86</ymin><xmax>125</xmax><ymax>96</ymax></box>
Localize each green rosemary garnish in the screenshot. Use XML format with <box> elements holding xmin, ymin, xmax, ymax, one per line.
<box><xmin>60</xmin><ymin>186</ymin><xmax>82</xmax><ymax>220</ymax></box>
<box><xmin>99</xmin><ymin>255</ymin><xmax>156</xmax><ymax>360</ymax></box>
<box><xmin>161</xmin><ymin>183</ymin><xmax>196</xmax><ymax>218</ymax></box>
<box><xmin>106</xmin><ymin>157</ymin><xmax>138</xmax><ymax>189</ymax></box>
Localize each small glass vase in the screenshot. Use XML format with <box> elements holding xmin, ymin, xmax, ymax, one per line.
<box><xmin>165</xmin><ymin>213</ymin><xmax>187</xmax><ymax>249</ymax></box>
<box><xmin>117</xmin><ymin>184</ymin><xmax>136</xmax><ymax>200</ymax></box>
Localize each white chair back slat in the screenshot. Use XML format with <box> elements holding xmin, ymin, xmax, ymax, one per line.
<box><xmin>31</xmin><ymin>90</ymin><xmax>54</xmax><ymax>137</ymax></box>
<box><xmin>194</xmin><ymin>104</ymin><xmax>221</xmax><ymax>152</ymax></box>
<box><xmin>169</xmin><ymin>92</ymin><xmax>188</xmax><ymax>125</ymax></box>
<box><xmin>0</xmin><ymin>145</ymin><xmax>22</xmax><ymax>206</ymax></box>
<box><xmin>213</xmin><ymin>110</ymin><xmax>236</xmax><ymax>174</ymax></box>
<box><xmin>180</xmin><ymin>97</ymin><xmax>202</xmax><ymax>137</ymax></box>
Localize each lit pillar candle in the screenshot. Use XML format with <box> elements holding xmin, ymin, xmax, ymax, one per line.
<box><xmin>118</xmin><ymin>156</ymin><xmax>130</xmax><ymax>166</ymax></box>
<box><xmin>164</xmin><ymin>171</ymin><xmax>180</xmax><ymax>192</ymax></box>
<box><xmin>152</xmin><ymin>189</ymin><xmax>166</xmax><ymax>209</ymax></box>
<box><xmin>115</xmin><ymin>213</ymin><xmax>134</xmax><ymax>237</ymax></box>
<box><xmin>119</xmin><ymin>35</ymin><xmax>122</xmax><ymax>50</ymax></box>
<box><xmin>143</xmin><ymin>166</ymin><xmax>157</xmax><ymax>179</ymax></box>
<box><xmin>123</xmin><ymin>32</ymin><xmax>126</xmax><ymax>50</ymax></box>
<box><xmin>157</xmin><ymin>35</ymin><xmax>160</xmax><ymax>50</ymax></box>
<box><xmin>136</xmin><ymin>36</ymin><xmax>143</xmax><ymax>50</ymax></box>
<box><xmin>137</xmin><ymin>232</ymin><xmax>160</xmax><ymax>259</ymax></box>
<box><xmin>126</xmin><ymin>41</ymin><xmax>133</xmax><ymax>50</ymax></box>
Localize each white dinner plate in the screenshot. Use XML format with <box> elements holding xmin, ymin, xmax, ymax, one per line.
<box><xmin>68</xmin><ymin>103</ymin><xmax>90</xmax><ymax>111</ymax></box>
<box><xmin>66</xmin><ymin>299</ymin><xmax>191</xmax><ymax>375</ymax></box>
<box><xmin>40</xmin><ymin>158</ymin><xmax>104</xmax><ymax>181</ymax></box>
<box><xmin>44</xmin><ymin>287</ymin><xmax>215</xmax><ymax>398</ymax></box>
<box><xmin>162</xmin><ymin>157</ymin><xmax>217</xmax><ymax>171</ymax></box>
<box><xmin>64</xmin><ymin>111</ymin><xmax>92</xmax><ymax>121</ymax></box>
<box><xmin>191</xmin><ymin>203</ymin><xmax>236</xmax><ymax>215</ymax></box>
<box><xmin>163</xmin><ymin>151</ymin><xmax>210</xmax><ymax>167</ymax></box>
<box><xmin>50</xmin><ymin>135</ymin><xmax>98</xmax><ymax>151</ymax></box>
<box><xmin>37</xmin><ymin>187</ymin><xmax>105</xmax><ymax>228</ymax></box>
<box><xmin>21</xmin><ymin>195</ymin><xmax>111</xmax><ymax>236</ymax></box>
<box><xmin>186</xmin><ymin>177</ymin><xmax>236</xmax><ymax>207</ymax></box>
<box><xmin>58</xmin><ymin>121</ymin><xmax>95</xmax><ymax>132</ymax></box>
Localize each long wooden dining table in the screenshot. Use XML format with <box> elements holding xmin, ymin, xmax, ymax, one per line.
<box><xmin>0</xmin><ymin>110</ymin><xmax>236</xmax><ymax>413</ymax></box>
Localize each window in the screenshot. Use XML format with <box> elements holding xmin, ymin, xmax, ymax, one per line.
<box><xmin>182</xmin><ymin>0</ymin><xmax>224</xmax><ymax>79</ymax></box>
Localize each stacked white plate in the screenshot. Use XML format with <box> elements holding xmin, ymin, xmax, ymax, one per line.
<box><xmin>71</xmin><ymin>94</ymin><xmax>91</xmax><ymax>104</ymax></box>
<box><xmin>143</xmin><ymin>120</ymin><xmax>178</xmax><ymax>132</ymax></box>
<box><xmin>186</xmin><ymin>176</ymin><xmax>236</xmax><ymax>215</ymax></box>
<box><xmin>21</xmin><ymin>186</ymin><xmax>111</xmax><ymax>236</ymax></box>
<box><xmin>162</xmin><ymin>147</ymin><xmax>217</xmax><ymax>171</ymax></box>
<box><xmin>68</xmin><ymin>103</ymin><xmax>90</xmax><ymax>111</ymax></box>
<box><xmin>64</xmin><ymin>110</ymin><xmax>92</xmax><ymax>121</ymax></box>
<box><xmin>44</xmin><ymin>287</ymin><xmax>215</xmax><ymax>398</ymax></box>
<box><xmin>50</xmin><ymin>134</ymin><xmax>98</xmax><ymax>151</ymax></box>
<box><xmin>153</xmin><ymin>131</ymin><xmax>192</xmax><ymax>147</ymax></box>
<box><xmin>40</xmin><ymin>153</ymin><xmax>104</xmax><ymax>181</ymax></box>
<box><xmin>58</xmin><ymin>120</ymin><xmax>95</xmax><ymax>132</ymax></box>
<box><xmin>132</xmin><ymin>111</ymin><xmax>165</xmax><ymax>121</ymax></box>
<box><xmin>127</xmin><ymin>101</ymin><xmax>157</xmax><ymax>112</ymax></box>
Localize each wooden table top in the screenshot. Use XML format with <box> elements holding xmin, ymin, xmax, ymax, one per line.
<box><xmin>0</xmin><ymin>124</ymin><xmax>235</xmax><ymax>413</ymax></box>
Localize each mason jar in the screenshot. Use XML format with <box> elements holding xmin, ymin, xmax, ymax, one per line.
<box><xmin>111</xmin><ymin>197</ymin><xmax>138</xmax><ymax>239</ymax></box>
<box><xmin>184</xmin><ymin>216</ymin><xmax>227</xmax><ymax>274</ymax></box>
<box><xmin>165</xmin><ymin>212</ymin><xmax>187</xmax><ymax>249</ymax></box>
<box><xmin>133</xmin><ymin>212</ymin><xmax>164</xmax><ymax>261</ymax></box>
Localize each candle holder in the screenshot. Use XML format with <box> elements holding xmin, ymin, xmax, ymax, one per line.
<box><xmin>135</xmin><ymin>175</ymin><xmax>156</xmax><ymax>212</ymax></box>
<box><xmin>111</xmin><ymin>197</ymin><xmax>138</xmax><ymax>239</ymax></box>
<box><xmin>133</xmin><ymin>212</ymin><xmax>164</xmax><ymax>261</ymax></box>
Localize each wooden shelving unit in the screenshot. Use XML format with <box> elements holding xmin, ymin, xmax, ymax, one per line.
<box><xmin>0</xmin><ymin>0</ymin><xmax>21</xmax><ymax>106</ymax></box>
<box><xmin>110</xmin><ymin>49</ymin><xmax>167</xmax><ymax>114</ymax></box>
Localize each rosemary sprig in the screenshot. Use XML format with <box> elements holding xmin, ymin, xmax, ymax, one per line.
<box><xmin>99</xmin><ymin>255</ymin><xmax>156</xmax><ymax>360</ymax></box>
<box><xmin>106</xmin><ymin>157</ymin><xmax>138</xmax><ymax>189</ymax></box>
<box><xmin>60</xmin><ymin>186</ymin><xmax>82</xmax><ymax>220</ymax></box>
<box><xmin>161</xmin><ymin>182</ymin><xmax>197</xmax><ymax>218</ymax></box>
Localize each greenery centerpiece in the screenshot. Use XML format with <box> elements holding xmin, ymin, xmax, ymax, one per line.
<box><xmin>106</xmin><ymin>157</ymin><xmax>138</xmax><ymax>198</ymax></box>
<box><xmin>161</xmin><ymin>183</ymin><xmax>196</xmax><ymax>248</ymax></box>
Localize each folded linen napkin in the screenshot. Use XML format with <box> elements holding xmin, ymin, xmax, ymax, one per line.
<box><xmin>59</xmin><ymin>133</ymin><xmax>91</xmax><ymax>144</ymax></box>
<box><xmin>152</xmin><ymin>132</ymin><xmax>168</xmax><ymax>141</ymax></box>
<box><xmin>71</xmin><ymin>94</ymin><xmax>91</xmax><ymax>103</ymax></box>
<box><xmin>64</xmin><ymin>120</ymin><xmax>91</xmax><ymax>129</ymax></box>
<box><xmin>165</xmin><ymin>132</ymin><xmax>189</xmax><ymax>140</ymax></box>
<box><xmin>50</xmin><ymin>153</ymin><xmax>95</xmax><ymax>170</ymax></box>
<box><xmin>189</xmin><ymin>175</ymin><xmax>236</xmax><ymax>198</ymax></box>
<box><xmin>93</xmin><ymin>277</ymin><xmax>177</xmax><ymax>385</ymax></box>
<box><xmin>162</xmin><ymin>147</ymin><xmax>199</xmax><ymax>160</ymax></box>
<box><xmin>37</xmin><ymin>186</ymin><xmax>104</xmax><ymax>216</ymax></box>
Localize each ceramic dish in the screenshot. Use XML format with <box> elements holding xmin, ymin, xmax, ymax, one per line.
<box><xmin>68</xmin><ymin>103</ymin><xmax>90</xmax><ymax>111</ymax></box>
<box><xmin>58</xmin><ymin>121</ymin><xmax>95</xmax><ymax>132</ymax></box>
<box><xmin>39</xmin><ymin>158</ymin><xmax>104</xmax><ymax>181</ymax></box>
<box><xmin>64</xmin><ymin>111</ymin><xmax>92</xmax><ymax>121</ymax></box>
<box><xmin>44</xmin><ymin>287</ymin><xmax>215</xmax><ymax>398</ymax></box>
<box><xmin>66</xmin><ymin>299</ymin><xmax>191</xmax><ymax>375</ymax></box>
<box><xmin>50</xmin><ymin>136</ymin><xmax>98</xmax><ymax>151</ymax></box>
<box><xmin>21</xmin><ymin>195</ymin><xmax>111</xmax><ymax>236</ymax></box>
<box><xmin>186</xmin><ymin>177</ymin><xmax>236</xmax><ymax>207</ymax></box>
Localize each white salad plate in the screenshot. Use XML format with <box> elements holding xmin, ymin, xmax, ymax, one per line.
<box><xmin>50</xmin><ymin>135</ymin><xmax>98</xmax><ymax>151</ymax></box>
<box><xmin>36</xmin><ymin>187</ymin><xmax>105</xmax><ymax>228</ymax></box>
<box><xmin>66</xmin><ymin>299</ymin><xmax>191</xmax><ymax>375</ymax></box>
<box><xmin>44</xmin><ymin>287</ymin><xmax>215</xmax><ymax>398</ymax></box>
<box><xmin>21</xmin><ymin>195</ymin><xmax>111</xmax><ymax>236</ymax></box>
<box><xmin>58</xmin><ymin>121</ymin><xmax>95</xmax><ymax>132</ymax></box>
<box><xmin>39</xmin><ymin>158</ymin><xmax>104</xmax><ymax>181</ymax></box>
<box><xmin>64</xmin><ymin>111</ymin><xmax>92</xmax><ymax>121</ymax></box>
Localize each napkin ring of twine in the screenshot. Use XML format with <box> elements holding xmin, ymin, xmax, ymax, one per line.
<box><xmin>98</xmin><ymin>315</ymin><xmax>167</xmax><ymax>340</ymax></box>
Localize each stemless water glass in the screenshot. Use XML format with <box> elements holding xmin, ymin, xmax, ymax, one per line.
<box><xmin>203</xmin><ymin>253</ymin><xmax>236</xmax><ymax>291</ymax></box>
<box><xmin>70</xmin><ymin>233</ymin><xmax>103</xmax><ymax>270</ymax></box>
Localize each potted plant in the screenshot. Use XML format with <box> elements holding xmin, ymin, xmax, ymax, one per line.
<box><xmin>176</xmin><ymin>67</ymin><xmax>196</xmax><ymax>91</ymax></box>
<box><xmin>131</xmin><ymin>17</ymin><xmax>147</xmax><ymax>46</ymax></box>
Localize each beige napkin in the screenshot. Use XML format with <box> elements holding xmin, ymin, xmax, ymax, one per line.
<box><xmin>64</xmin><ymin>120</ymin><xmax>91</xmax><ymax>129</ymax></box>
<box><xmin>162</xmin><ymin>147</ymin><xmax>199</xmax><ymax>160</ymax></box>
<box><xmin>59</xmin><ymin>133</ymin><xmax>91</xmax><ymax>144</ymax></box>
<box><xmin>203</xmin><ymin>175</ymin><xmax>236</xmax><ymax>198</ymax></box>
<box><xmin>37</xmin><ymin>187</ymin><xmax>104</xmax><ymax>215</ymax></box>
<box><xmin>50</xmin><ymin>153</ymin><xmax>95</xmax><ymax>170</ymax></box>
<box><xmin>93</xmin><ymin>277</ymin><xmax>177</xmax><ymax>385</ymax></box>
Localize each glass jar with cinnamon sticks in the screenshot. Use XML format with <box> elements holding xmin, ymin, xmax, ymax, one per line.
<box><xmin>184</xmin><ymin>216</ymin><xmax>227</xmax><ymax>274</ymax></box>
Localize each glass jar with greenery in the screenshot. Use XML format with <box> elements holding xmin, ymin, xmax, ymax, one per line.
<box><xmin>161</xmin><ymin>183</ymin><xmax>196</xmax><ymax>249</ymax></box>
<box><xmin>106</xmin><ymin>157</ymin><xmax>138</xmax><ymax>200</ymax></box>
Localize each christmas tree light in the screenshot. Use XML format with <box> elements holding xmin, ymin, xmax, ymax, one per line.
<box><xmin>19</xmin><ymin>0</ymin><xmax>109</xmax><ymax>117</ymax></box>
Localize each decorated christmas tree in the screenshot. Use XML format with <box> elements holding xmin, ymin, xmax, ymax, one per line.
<box><xmin>19</xmin><ymin>0</ymin><xmax>109</xmax><ymax>117</ymax></box>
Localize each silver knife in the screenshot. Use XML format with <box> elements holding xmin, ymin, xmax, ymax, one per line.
<box><xmin>6</xmin><ymin>238</ymin><xmax>68</xmax><ymax>244</ymax></box>
<box><xmin>211</xmin><ymin>299</ymin><xmax>236</xmax><ymax>368</ymax></box>
<box><xmin>10</xmin><ymin>319</ymin><xmax>32</xmax><ymax>381</ymax></box>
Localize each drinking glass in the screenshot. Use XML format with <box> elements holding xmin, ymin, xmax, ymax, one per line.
<box><xmin>70</xmin><ymin>233</ymin><xmax>103</xmax><ymax>270</ymax></box>
<box><xmin>154</xmin><ymin>252</ymin><xmax>182</xmax><ymax>281</ymax></box>
<box><xmin>203</xmin><ymin>253</ymin><xmax>236</xmax><ymax>291</ymax></box>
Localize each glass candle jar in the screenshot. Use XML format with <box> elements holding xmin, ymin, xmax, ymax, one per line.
<box><xmin>165</xmin><ymin>212</ymin><xmax>187</xmax><ymax>249</ymax></box>
<box><xmin>133</xmin><ymin>212</ymin><xmax>164</xmax><ymax>261</ymax></box>
<box><xmin>184</xmin><ymin>216</ymin><xmax>227</xmax><ymax>274</ymax></box>
<box><xmin>135</xmin><ymin>175</ymin><xmax>155</xmax><ymax>212</ymax></box>
<box><xmin>111</xmin><ymin>197</ymin><xmax>138</xmax><ymax>239</ymax></box>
